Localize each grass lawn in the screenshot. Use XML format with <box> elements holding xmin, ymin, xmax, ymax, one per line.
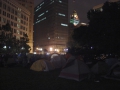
<box><xmin>0</xmin><ymin>65</ymin><xmax>120</xmax><ymax>90</ymax></box>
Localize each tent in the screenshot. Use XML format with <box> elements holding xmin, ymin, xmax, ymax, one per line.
<box><xmin>104</xmin><ymin>62</ymin><xmax>120</xmax><ymax>80</ymax></box>
<box><xmin>30</xmin><ymin>59</ymin><xmax>55</xmax><ymax>71</ymax></box>
<box><xmin>91</xmin><ymin>61</ymin><xmax>109</xmax><ymax>75</ymax></box>
<box><xmin>50</xmin><ymin>55</ymin><xmax>66</xmax><ymax>69</ymax></box>
<box><xmin>105</xmin><ymin>58</ymin><xmax>119</xmax><ymax>68</ymax></box>
<box><xmin>51</xmin><ymin>53</ymin><xmax>59</xmax><ymax>59</ymax></box>
<box><xmin>59</xmin><ymin>57</ymin><xmax>91</xmax><ymax>81</ymax></box>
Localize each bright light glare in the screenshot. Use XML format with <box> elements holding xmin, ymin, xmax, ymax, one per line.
<box><xmin>21</xmin><ymin>47</ymin><xmax>25</xmax><ymax>49</ymax></box>
<box><xmin>46</xmin><ymin>52</ymin><xmax>50</xmax><ymax>55</ymax></box>
<box><xmin>38</xmin><ymin>48</ymin><xmax>42</xmax><ymax>51</ymax></box>
<box><xmin>3</xmin><ymin>46</ymin><xmax>7</xmax><ymax>49</ymax></box>
<box><xmin>50</xmin><ymin>47</ymin><xmax>53</xmax><ymax>51</ymax></box>
<box><xmin>33</xmin><ymin>52</ymin><xmax>37</xmax><ymax>54</ymax></box>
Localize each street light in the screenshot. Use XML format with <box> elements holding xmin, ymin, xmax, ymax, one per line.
<box><xmin>21</xmin><ymin>47</ymin><xmax>25</xmax><ymax>50</ymax></box>
<box><xmin>3</xmin><ymin>46</ymin><xmax>7</xmax><ymax>49</ymax></box>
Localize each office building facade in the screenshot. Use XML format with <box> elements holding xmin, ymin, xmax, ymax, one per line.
<box><xmin>16</xmin><ymin>0</ymin><xmax>34</xmax><ymax>53</ymax></box>
<box><xmin>34</xmin><ymin>0</ymin><xmax>68</xmax><ymax>54</ymax></box>
<box><xmin>0</xmin><ymin>0</ymin><xmax>30</xmax><ymax>43</ymax></box>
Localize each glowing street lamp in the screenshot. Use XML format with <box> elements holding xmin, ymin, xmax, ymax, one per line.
<box><xmin>64</xmin><ymin>48</ymin><xmax>68</xmax><ymax>52</ymax></box>
<box><xmin>3</xmin><ymin>46</ymin><xmax>7</xmax><ymax>49</ymax></box>
<box><xmin>38</xmin><ymin>48</ymin><xmax>42</xmax><ymax>51</ymax></box>
<box><xmin>21</xmin><ymin>47</ymin><xmax>25</xmax><ymax>50</ymax></box>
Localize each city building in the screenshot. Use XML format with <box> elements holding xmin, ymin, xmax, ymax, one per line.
<box><xmin>0</xmin><ymin>0</ymin><xmax>30</xmax><ymax>44</ymax></box>
<box><xmin>16</xmin><ymin>0</ymin><xmax>34</xmax><ymax>53</ymax></box>
<box><xmin>34</xmin><ymin>0</ymin><xmax>69</xmax><ymax>54</ymax></box>
<box><xmin>68</xmin><ymin>9</ymin><xmax>81</xmax><ymax>48</ymax></box>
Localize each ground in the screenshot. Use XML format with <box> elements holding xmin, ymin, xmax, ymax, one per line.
<box><xmin>0</xmin><ymin>65</ymin><xmax>120</xmax><ymax>90</ymax></box>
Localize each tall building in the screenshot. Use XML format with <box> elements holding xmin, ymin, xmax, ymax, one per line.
<box><xmin>16</xmin><ymin>0</ymin><xmax>34</xmax><ymax>53</ymax></box>
<box><xmin>0</xmin><ymin>0</ymin><xmax>30</xmax><ymax>43</ymax></box>
<box><xmin>68</xmin><ymin>0</ymin><xmax>80</xmax><ymax>48</ymax></box>
<box><xmin>70</xmin><ymin>10</ymin><xmax>80</xmax><ymax>26</ymax></box>
<box><xmin>34</xmin><ymin>0</ymin><xmax>69</xmax><ymax>54</ymax></box>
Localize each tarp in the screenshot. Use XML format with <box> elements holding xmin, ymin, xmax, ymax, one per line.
<box><xmin>30</xmin><ymin>59</ymin><xmax>55</xmax><ymax>71</ymax></box>
<box><xmin>59</xmin><ymin>57</ymin><xmax>90</xmax><ymax>81</ymax></box>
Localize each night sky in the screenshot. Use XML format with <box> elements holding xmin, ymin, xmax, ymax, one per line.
<box><xmin>34</xmin><ymin>0</ymin><xmax>107</xmax><ymax>23</ymax></box>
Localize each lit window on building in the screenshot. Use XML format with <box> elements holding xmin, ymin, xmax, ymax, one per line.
<box><xmin>40</xmin><ymin>2</ymin><xmax>44</xmax><ymax>6</ymax></box>
<box><xmin>61</xmin><ymin>23</ymin><xmax>68</xmax><ymax>26</ymax></box>
<box><xmin>17</xmin><ymin>24</ymin><xmax>20</xmax><ymax>28</ymax></box>
<box><xmin>50</xmin><ymin>1</ymin><xmax>54</xmax><ymax>4</ymax></box>
<box><xmin>59</xmin><ymin>0</ymin><xmax>62</xmax><ymax>3</ymax></box>
<box><xmin>16</xmin><ymin>36</ymin><xmax>20</xmax><ymax>40</ymax></box>
<box><xmin>18</xmin><ymin>8</ymin><xmax>21</xmax><ymax>11</ymax></box>
<box><xmin>48</xmin><ymin>37</ymin><xmax>50</xmax><ymax>39</ymax></box>
<box><xmin>36</xmin><ymin>17</ymin><xmax>46</xmax><ymax>24</ymax></box>
<box><xmin>36</xmin><ymin>7</ymin><xmax>41</xmax><ymax>12</ymax></box>
<box><xmin>58</xmin><ymin>13</ymin><xmax>65</xmax><ymax>16</ymax></box>
<box><xmin>38</xmin><ymin>13</ymin><xmax>44</xmax><ymax>17</ymax></box>
<box><xmin>17</xmin><ymin>18</ymin><xmax>21</xmax><ymax>23</ymax></box>
<box><xmin>17</xmin><ymin>30</ymin><xmax>20</xmax><ymax>34</ymax></box>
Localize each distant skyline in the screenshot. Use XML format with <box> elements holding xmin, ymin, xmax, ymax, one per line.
<box><xmin>34</xmin><ymin>0</ymin><xmax>107</xmax><ymax>23</ymax></box>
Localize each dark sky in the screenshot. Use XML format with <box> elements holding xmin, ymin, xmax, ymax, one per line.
<box><xmin>34</xmin><ymin>0</ymin><xmax>107</xmax><ymax>23</ymax></box>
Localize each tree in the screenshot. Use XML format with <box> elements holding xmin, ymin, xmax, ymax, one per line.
<box><xmin>0</xmin><ymin>23</ymin><xmax>31</xmax><ymax>54</ymax></box>
<box><xmin>87</xmin><ymin>1</ymin><xmax>120</xmax><ymax>54</ymax></box>
<box><xmin>72</xmin><ymin>25</ymin><xmax>89</xmax><ymax>47</ymax></box>
<box><xmin>19</xmin><ymin>33</ymin><xmax>31</xmax><ymax>53</ymax></box>
<box><xmin>0</xmin><ymin>23</ymin><xmax>12</xmax><ymax>53</ymax></box>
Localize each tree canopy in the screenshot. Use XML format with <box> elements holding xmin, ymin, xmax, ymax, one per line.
<box><xmin>72</xmin><ymin>1</ymin><xmax>120</xmax><ymax>55</ymax></box>
<box><xmin>0</xmin><ymin>23</ymin><xmax>31</xmax><ymax>54</ymax></box>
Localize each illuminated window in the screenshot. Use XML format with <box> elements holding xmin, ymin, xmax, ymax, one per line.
<box><xmin>61</xmin><ymin>23</ymin><xmax>68</xmax><ymax>26</ymax></box>
<box><xmin>59</xmin><ymin>0</ymin><xmax>62</xmax><ymax>3</ymax></box>
<box><xmin>17</xmin><ymin>18</ymin><xmax>21</xmax><ymax>23</ymax></box>
<box><xmin>38</xmin><ymin>13</ymin><xmax>44</xmax><ymax>17</ymax></box>
<box><xmin>17</xmin><ymin>30</ymin><xmax>20</xmax><ymax>34</ymax></box>
<box><xmin>40</xmin><ymin>2</ymin><xmax>44</xmax><ymax>6</ymax></box>
<box><xmin>58</xmin><ymin>13</ymin><xmax>65</xmax><ymax>16</ymax></box>
<box><xmin>17</xmin><ymin>24</ymin><xmax>20</xmax><ymax>28</ymax></box>
<box><xmin>36</xmin><ymin>17</ymin><xmax>46</xmax><ymax>23</ymax></box>
<box><xmin>36</xmin><ymin>7</ymin><xmax>41</xmax><ymax>12</ymax></box>
<box><xmin>48</xmin><ymin>37</ymin><xmax>50</xmax><ymax>39</ymax></box>
<box><xmin>50</xmin><ymin>1</ymin><xmax>54</xmax><ymax>4</ymax></box>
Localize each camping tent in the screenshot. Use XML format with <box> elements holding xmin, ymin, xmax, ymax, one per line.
<box><xmin>59</xmin><ymin>58</ymin><xmax>91</xmax><ymax>81</ymax></box>
<box><xmin>50</xmin><ymin>55</ymin><xmax>66</xmax><ymax>69</ymax></box>
<box><xmin>51</xmin><ymin>53</ymin><xmax>59</xmax><ymax>59</ymax></box>
<box><xmin>91</xmin><ymin>61</ymin><xmax>109</xmax><ymax>75</ymax></box>
<box><xmin>104</xmin><ymin>62</ymin><xmax>120</xmax><ymax>80</ymax></box>
<box><xmin>105</xmin><ymin>58</ymin><xmax>119</xmax><ymax>68</ymax></box>
<box><xmin>30</xmin><ymin>59</ymin><xmax>55</xmax><ymax>71</ymax></box>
